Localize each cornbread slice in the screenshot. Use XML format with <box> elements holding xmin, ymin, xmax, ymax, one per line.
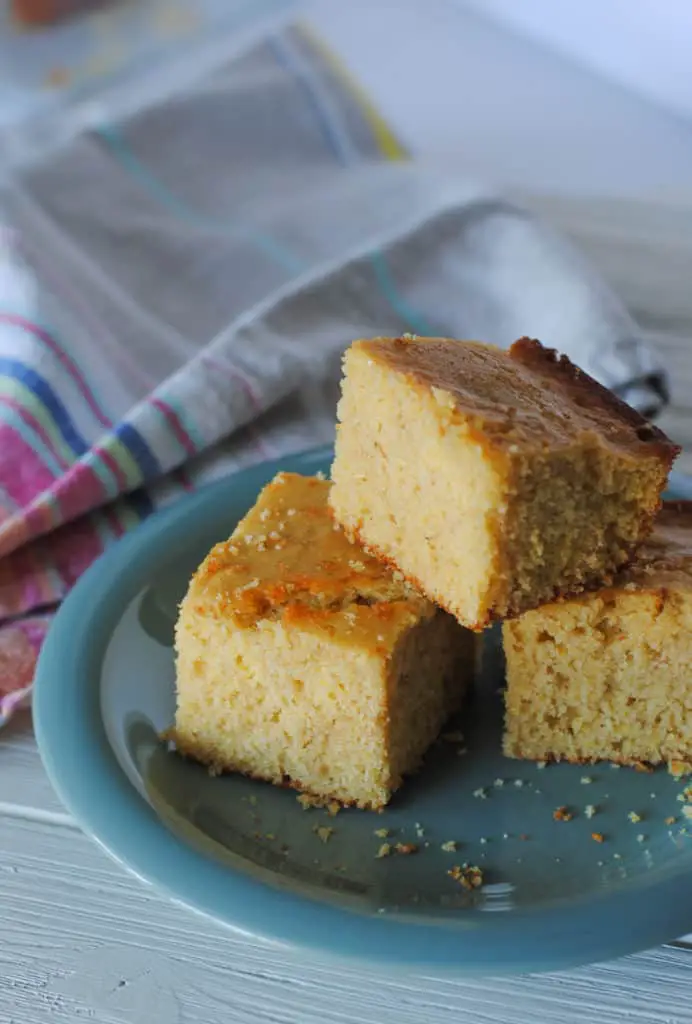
<box><xmin>504</xmin><ymin>501</ymin><xmax>692</xmax><ymax>767</ymax></box>
<box><xmin>330</xmin><ymin>336</ymin><xmax>678</xmax><ymax>629</ymax></box>
<box><xmin>173</xmin><ymin>472</ymin><xmax>474</xmax><ymax>809</ymax></box>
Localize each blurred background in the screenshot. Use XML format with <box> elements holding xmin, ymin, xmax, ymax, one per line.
<box><xmin>315</xmin><ymin>0</ymin><xmax>692</xmax><ymax>197</ymax></box>
<box><xmin>6</xmin><ymin>0</ymin><xmax>692</xmax><ymax>192</ymax></box>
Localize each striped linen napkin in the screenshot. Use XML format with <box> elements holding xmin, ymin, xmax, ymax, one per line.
<box><xmin>0</xmin><ymin>24</ymin><xmax>668</xmax><ymax>725</ymax></box>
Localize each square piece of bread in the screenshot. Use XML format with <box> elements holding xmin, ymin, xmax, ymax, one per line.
<box><xmin>504</xmin><ymin>501</ymin><xmax>692</xmax><ymax>767</ymax></box>
<box><xmin>173</xmin><ymin>472</ymin><xmax>474</xmax><ymax>809</ymax></box>
<box><xmin>329</xmin><ymin>336</ymin><xmax>678</xmax><ymax>629</ymax></box>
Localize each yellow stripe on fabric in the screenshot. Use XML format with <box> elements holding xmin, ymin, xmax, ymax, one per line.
<box><xmin>298</xmin><ymin>24</ymin><xmax>408</xmax><ymax>162</ymax></box>
<box><xmin>0</xmin><ymin>375</ymin><xmax>144</xmax><ymax>493</ymax></box>
<box><xmin>0</xmin><ymin>375</ymin><xmax>75</xmax><ymax>468</ymax></box>
<box><xmin>97</xmin><ymin>436</ymin><xmax>143</xmax><ymax>491</ymax></box>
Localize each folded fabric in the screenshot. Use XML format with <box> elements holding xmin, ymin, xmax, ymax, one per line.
<box><xmin>0</xmin><ymin>24</ymin><xmax>668</xmax><ymax>724</ymax></box>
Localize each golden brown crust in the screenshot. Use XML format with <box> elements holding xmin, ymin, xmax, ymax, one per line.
<box><xmin>509</xmin><ymin>336</ymin><xmax>676</xmax><ymax>460</ymax></box>
<box><xmin>355</xmin><ymin>335</ymin><xmax>679</xmax><ymax>466</ymax></box>
<box><xmin>189</xmin><ymin>473</ymin><xmax>430</xmax><ymax>644</ymax></box>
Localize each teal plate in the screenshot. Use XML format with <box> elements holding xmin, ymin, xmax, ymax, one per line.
<box><xmin>34</xmin><ymin>446</ymin><xmax>692</xmax><ymax>975</ymax></box>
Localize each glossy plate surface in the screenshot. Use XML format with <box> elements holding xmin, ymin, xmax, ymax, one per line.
<box><xmin>34</xmin><ymin>447</ymin><xmax>692</xmax><ymax>974</ymax></box>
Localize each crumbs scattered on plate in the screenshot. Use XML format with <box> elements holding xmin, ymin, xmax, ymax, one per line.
<box><xmin>448</xmin><ymin>864</ymin><xmax>483</xmax><ymax>890</ymax></box>
<box><xmin>313</xmin><ymin>826</ymin><xmax>334</xmax><ymax>843</ymax></box>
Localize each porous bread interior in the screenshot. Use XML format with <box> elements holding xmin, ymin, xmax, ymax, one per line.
<box><xmin>330</xmin><ymin>344</ymin><xmax>669</xmax><ymax>627</ymax></box>
<box><xmin>503</xmin><ymin>590</ymin><xmax>692</xmax><ymax>764</ymax></box>
<box><xmin>174</xmin><ymin>595</ymin><xmax>471</xmax><ymax>810</ymax></box>
<box><xmin>387</xmin><ymin>609</ymin><xmax>471</xmax><ymax>788</ymax></box>
<box><xmin>501</xmin><ymin>442</ymin><xmax>667</xmax><ymax>617</ymax></box>
<box><xmin>330</xmin><ymin>354</ymin><xmax>506</xmax><ymax>628</ymax></box>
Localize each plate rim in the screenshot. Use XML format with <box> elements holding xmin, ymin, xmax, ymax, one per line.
<box><xmin>33</xmin><ymin>446</ymin><xmax>692</xmax><ymax>975</ymax></box>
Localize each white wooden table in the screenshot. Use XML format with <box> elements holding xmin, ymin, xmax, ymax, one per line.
<box><xmin>2</xmin><ymin>195</ymin><xmax>692</xmax><ymax>1023</ymax></box>
<box><xmin>2</xmin><ymin>712</ymin><xmax>692</xmax><ymax>1024</ymax></box>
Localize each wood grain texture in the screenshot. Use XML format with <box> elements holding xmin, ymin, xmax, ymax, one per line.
<box><xmin>0</xmin><ymin>714</ymin><xmax>65</xmax><ymax>818</ymax></box>
<box><xmin>1</xmin><ymin>815</ymin><xmax>692</xmax><ymax>1024</ymax></box>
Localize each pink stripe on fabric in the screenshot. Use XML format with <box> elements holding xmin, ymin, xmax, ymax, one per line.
<box><xmin>0</xmin><ymin>312</ymin><xmax>112</xmax><ymax>428</ymax></box>
<box><xmin>16</xmin><ymin>237</ymin><xmax>152</xmax><ymax>391</ymax></box>
<box><xmin>19</xmin><ymin>548</ymin><xmax>52</xmax><ymax>610</ymax></box>
<box><xmin>0</xmin><ymin>614</ymin><xmax>54</xmax><ymax>721</ymax></box>
<box><xmin>0</xmin><ymin>393</ymin><xmax>70</xmax><ymax>470</ymax></box>
<box><xmin>0</xmin><ymin>623</ymin><xmax>39</xmax><ymax>700</ymax></box>
<box><xmin>1</xmin><ymin>514</ymin><xmax>105</xmax><ymax>622</ymax></box>
<box><xmin>18</xmin><ymin>615</ymin><xmax>53</xmax><ymax>649</ymax></box>
<box><xmin>0</xmin><ymin>501</ymin><xmax>54</xmax><ymax>560</ymax></box>
<box><xmin>93</xmin><ymin>444</ymin><xmax>129</xmax><ymax>492</ymax></box>
<box><xmin>0</xmin><ymin>461</ymin><xmax>109</xmax><ymax>560</ymax></box>
<box><xmin>201</xmin><ymin>355</ymin><xmax>266</xmax><ymax>415</ymax></box>
<box><xmin>201</xmin><ymin>356</ymin><xmax>272</xmax><ymax>460</ymax></box>
<box><xmin>0</xmin><ymin>423</ymin><xmax>57</xmax><ymax>504</ymax></box>
<box><xmin>50</xmin><ymin>517</ymin><xmax>105</xmax><ymax>588</ymax></box>
<box><xmin>0</xmin><ymin>391</ymin><xmax>125</xmax><ymax>528</ymax></box>
<box><xmin>232</xmin><ymin>369</ymin><xmax>264</xmax><ymax>415</ymax></box>
<box><xmin>0</xmin><ymin>548</ymin><xmax>43</xmax><ymax>619</ymax></box>
<box><xmin>151</xmin><ymin>397</ymin><xmax>196</xmax><ymax>456</ymax></box>
<box><xmin>53</xmin><ymin>462</ymin><xmax>113</xmax><ymax>523</ymax></box>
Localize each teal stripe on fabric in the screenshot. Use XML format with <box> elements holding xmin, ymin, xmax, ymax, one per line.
<box><xmin>85</xmin><ymin>451</ymin><xmax>118</xmax><ymax>495</ymax></box>
<box><xmin>97</xmin><ymin>36</ymin><xmax>437</xmax><ymax>346</ymax></box>
<box><xmin>270</xmin><ymin>34</ymin><xmax>437</xmax><ymax>336</ymax></box>
<box><xmin>96</xmin><ymin>126</ymin><xmax>304</xmax><ymax>275</ymax></box>
<box><xmin>369</xmin><ymin>252</ymin><xmax>436</xmax><ymax>336</ymax></box>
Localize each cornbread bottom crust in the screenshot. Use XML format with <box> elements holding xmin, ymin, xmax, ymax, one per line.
<box><xmin>171</xmin><ymin>729</ymin><xmax>453</xmax><ymax>811</ymax></box>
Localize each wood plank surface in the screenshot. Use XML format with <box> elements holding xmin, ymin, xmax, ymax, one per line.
<box><xmin>2</xmin><ymin>813</ymin><xmax>692</xmax><ymax>1024</ymax></box>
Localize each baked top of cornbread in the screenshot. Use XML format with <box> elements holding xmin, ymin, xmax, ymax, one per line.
<box><xmin>355</xmin><ymin>335</ymin><xmax>678</xmax><ymax>460</ymax></box>
<box><xmin>187</xmin><ymin>472</ymin><xmax>429</xmax><ymax>644</ymax></box>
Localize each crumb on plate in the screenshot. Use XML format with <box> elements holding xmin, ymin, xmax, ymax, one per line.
<box><xmin>448</xmin><ymin>864</ymin><xmax>483</xmax><ymax>890</ymax></box>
